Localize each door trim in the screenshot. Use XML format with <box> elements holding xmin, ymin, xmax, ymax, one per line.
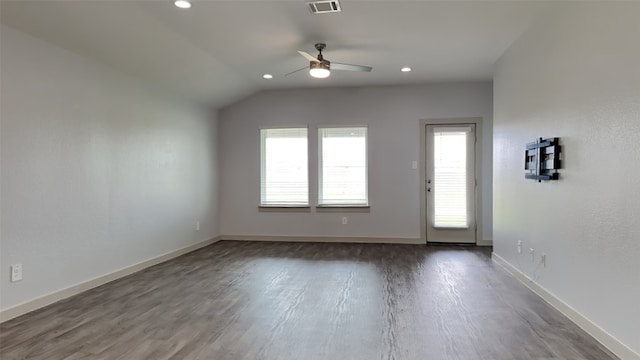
<box><xmin>419</xmin><ymin>117</ymin><xmax>483</xmax><ymax>244</ymax></box>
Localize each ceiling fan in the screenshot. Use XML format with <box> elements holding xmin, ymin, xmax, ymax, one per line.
<box><xmin>287</xmin><ymin>43</ymin><xmax>372</xmax><ymax>78</ymax></box>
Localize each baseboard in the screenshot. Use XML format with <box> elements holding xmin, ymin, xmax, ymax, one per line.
<box><xmin>220</xmin><ymin>234</ymin><xmax>424</xmax><ymax>245</ymax></box>
<box><xmin>222</xmin><ymin>234</ymin><xmax>492</xmax><ymax>246</ymax></box>
<box><xmin>477</xmin><ymin>239</ymin><xmax>493</xmax><ymax>247</ymax></box>
<box><xmin>492</xmin><ymin>252</ymin><xmax>639</xmax><ymax>360</ymax></box>
<box><xmin>0</xmin><ymin>236</ymin><xmax>222</xmax><ymax>323</ymax></box>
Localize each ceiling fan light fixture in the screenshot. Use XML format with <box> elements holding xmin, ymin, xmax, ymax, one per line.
<box><xmin>174</xmin><ymin>0</ymin><xmax>191</xmax><ymax>9</ymax></box>
<box><xmin>310</xmin><ymin>61</ymin><xmax>331</xmax><ymax>78</ymax></box>
<box><xmin>310</xmin><ymin>68</ymin><xmax>330</xmax><ymax>78</ymax></box>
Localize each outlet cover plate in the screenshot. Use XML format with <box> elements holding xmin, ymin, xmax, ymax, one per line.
<box><xmin>10</xmin><ymin>264</ymin><xmax>23</xmax><ymax>282</ymax></box>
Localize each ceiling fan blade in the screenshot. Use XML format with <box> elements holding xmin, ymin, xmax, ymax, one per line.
<box><xmin>298</xmin><ymin>51</ymin><xmax>320</xmax><ymax>63</ymax></box>
<box><xmin>284</xmin><ymin>66</ymin><xmax>308</xmax><ymax>77</ymax></box>
<box><xmin>331</xmin><ymin>62</ymin><xmax>373</xmax><ymax>72</ymax></box>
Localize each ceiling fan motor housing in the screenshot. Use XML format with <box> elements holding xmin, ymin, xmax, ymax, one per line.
<box><xmin>310</xmin><ymin>59</ymin><xmax>330</xmax><ymax>70</ymax></box>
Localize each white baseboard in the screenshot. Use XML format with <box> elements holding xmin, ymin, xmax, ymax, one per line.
<box><xmin>223</xmin><ymin>234</ymin><xmax>492</xmax><ymax>246</ymax></box>
<box><xmin>492</xmin><ymin>252</ymin><xmax>639</xmax><ymax>360</ymax></box>
<box><xmin>220</xmin><ymin>234</ymin><xmax>424</xmax><ymax>244</ymax></box>
<box><xmin>477</xmin><ymin>239</ymin><xmax>493</xmax><ymax>247</ymax></box>
<box><xmin>0</xmin><ymin>237</ymin><xmax>221</xmax><ymax>323</ymax></box>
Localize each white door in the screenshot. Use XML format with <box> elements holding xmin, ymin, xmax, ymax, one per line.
<box><xmin>425</xmin><ymin>124</ymin><xmax>476</xmax><ymax>244</ymax></box>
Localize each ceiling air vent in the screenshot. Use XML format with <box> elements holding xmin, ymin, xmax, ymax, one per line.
<box><xmin>307</xmin><ymin>0</ymin><xmax>341</xmax><ymax>14</ymax></box>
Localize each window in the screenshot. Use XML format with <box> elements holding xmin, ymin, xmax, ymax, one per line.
<box><xmin>318</xmin><ymin>127</ymin><xmax>368</xmax><ymax>206</ymax></box>
<box><xmin>260</xmin><ymin>128</ymin><xmax>308</xmax><ymax>206</ymax></box>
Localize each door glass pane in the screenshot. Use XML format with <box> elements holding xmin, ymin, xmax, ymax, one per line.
<box><xmin>433</xmin><ymin>129</ymin><xmax>468</xmax><ymax>228</ymax></box>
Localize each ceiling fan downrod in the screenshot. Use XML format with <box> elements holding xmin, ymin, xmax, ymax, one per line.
<box><xmin>315</xmin><ymin>43</ymin><xmax>326</xmax><ymax>61</ymax></box>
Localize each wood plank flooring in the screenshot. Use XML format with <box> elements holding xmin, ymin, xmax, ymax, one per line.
<box><xmin>0</xmin><ymin>241</ymin><xmax>618</xmax><ymax>360</ymax></box>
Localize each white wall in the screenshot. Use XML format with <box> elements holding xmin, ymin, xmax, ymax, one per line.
<box><xmin>219</xmin><ymin>83</ymin><xmax>493</xmax><ymax>242</ymax></box>
<box><xmin>0</xmin><ymin>25</ymin><xmax>220</xmax><ymax>311</ymax></box>
<box><xmin>493</xmin><ymin>3</ymin><xmax>640</xmax><ymax>357</ymax></box>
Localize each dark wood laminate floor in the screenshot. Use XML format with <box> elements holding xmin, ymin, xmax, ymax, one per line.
<box><xmin>1</xmin><ymin>241</ymin><xmax>618</xmax><ymax>360</ymax></box>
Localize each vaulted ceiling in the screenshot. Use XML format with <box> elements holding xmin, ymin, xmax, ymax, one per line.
<box><xmin>0</xmin><ymin>1</ymin><xmax>554</xmax><ymax>108</ymax></box>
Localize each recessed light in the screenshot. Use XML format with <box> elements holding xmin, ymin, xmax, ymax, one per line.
<box><xmin>174</xmin><ymin>0</ymin><xmax>191</xmax><ymax>9</ymax></box>
<box><xmin>262</xmin><ymin>74</ymin><xmax>273</xmax><ymax>79</ymax></box>
<box><xmin>401</xmin><ymin>67</ymin><xmax>412</xmax><ymax>72</ymax></box>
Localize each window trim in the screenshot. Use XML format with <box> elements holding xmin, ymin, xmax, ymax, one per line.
<box><xmin>317</xmin><ymin>125</ymin><xmax>369</xmax><ymax>207</ymax></box>
<box><xmin>259</xmin><ymin>126</ymin><xmax>310</xmax><ymax>207</ymax></box>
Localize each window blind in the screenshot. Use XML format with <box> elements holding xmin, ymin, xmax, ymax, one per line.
<box><xmin>318</xmin><ymin>127</ymin><xmax>368</xmax><ymax>205</ymax></box>
<box><xmin>260</xmin><ymin>128</ymin><xmax>308</xmax><ymax>206</ymax></box>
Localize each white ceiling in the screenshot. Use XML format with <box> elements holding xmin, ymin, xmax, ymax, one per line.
<box><xmin>0</xmin><ymin>0</ymin><xmax>554</xmax><ymax>108</ymax></box>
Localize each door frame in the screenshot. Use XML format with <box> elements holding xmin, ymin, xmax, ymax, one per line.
<box><xmin>419</xmin><ymin>117</ymin><xmax>483</xmax><ymax>244</ymax></box>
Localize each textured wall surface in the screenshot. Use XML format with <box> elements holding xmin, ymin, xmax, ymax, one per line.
<box><xmin>219</xmin><ymin>83</ymin><xmax>493</xmax><ymax>241</ymax></box>
<box><xmin>493</xmin><ymin>3</ymin><xmax>640</xmax><ymax>355</ymax></box>
<box><xmin>0</xmin><ymin>25</ymin><xmax>220</xmax><ymax>310</ymax></box>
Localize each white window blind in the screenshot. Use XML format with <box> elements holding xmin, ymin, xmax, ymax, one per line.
<box><xmin>433</xmin><ymin>127</ymin><xmax>469</xmax><ymax>228</ymax></box>
<box><xmin>260</xmin><ymin>128</ymin><xmax>308</xmax><ymax>206</ymax></box>
<box><xmin>318</xmin><ymin>127</ymin><xmax>368</xmax><ymax>206</ymax></box>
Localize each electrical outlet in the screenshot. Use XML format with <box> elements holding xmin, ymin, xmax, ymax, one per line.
<box><xmin>529</xmin><ymin>248</ymin><xmax>535</xmax><ymax>262</ymax></box>
<box><xmin>10</xmin><ymin>264</ymin><xmax>22</xmax><ymax>282</ymax></box>
<box><xmin>342</xmin><ymin>216</ymin><xmax>348</xmax><ymax>225</ymax></box>
<box><xmin>411</xmin><ymin>160</ymin><xmax>418</xmax><ymax>169</ymax></box>
<box><xmin>196</xmin><ymin>221</ymin><xmax>200</xmax><ymax>231</ymax></box>
<box><xmin>517</xmin><ymin>240</ymin><xmax>522</xmax><ymax>254</ymax></box>
<box><xmin>541</xmin><ymin>253</ymin><xmax>546</xmax><ymax>267</ymax></box>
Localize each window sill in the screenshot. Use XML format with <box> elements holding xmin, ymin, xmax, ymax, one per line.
<box><xmin>259</xmin><ymin>206</ymin><xmax>311</xmax><ymax>213</ymax></box>
<box><xmin>316</xmin><ymin>205</ymin><xmax>370</xmax><ymax>213</ymax></box>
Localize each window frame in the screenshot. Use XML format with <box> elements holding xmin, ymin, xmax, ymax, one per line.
<box><xmin>259</xmin><ymin>126</ymin><xmax>310</xmax><ymax>208</ymax></box>
<box><xmin>317</xmin><ymin>126</ymin><xmax>369</xmax><ymax>207</ymax></box>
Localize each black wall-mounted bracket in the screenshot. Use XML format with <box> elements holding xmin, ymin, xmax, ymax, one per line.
<box><xmin>525</xmin><ymin>137</ymin><xmax>561</xmax><ymax>182</ymax></box>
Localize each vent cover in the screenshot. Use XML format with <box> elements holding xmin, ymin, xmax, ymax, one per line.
<box><xmin>307</xmin><ymin>0</ymin><xmax>341</xmax><ymax>14</ymax></box>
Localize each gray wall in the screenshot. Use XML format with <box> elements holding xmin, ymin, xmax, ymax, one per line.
<box><xmin>219</xmin><ymin>83</ymin><xmax>493</xmax><ymax>242</ymax></box>
<box><xmin>0</xmin><ymin>25</ymin><xmax>220</xmax><ymax>311</ymax></box>
<box><xmin>493</xmin><ymin>3</ymin><xmax>640</xmax><ymax>356</ymax></box>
